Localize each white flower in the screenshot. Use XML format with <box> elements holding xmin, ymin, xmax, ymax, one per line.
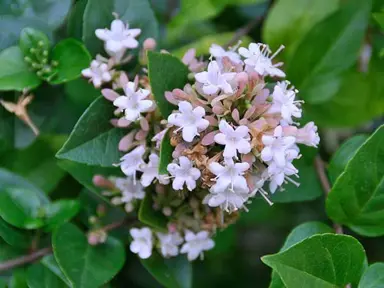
<box><xmin>141</xmin><ymin>153</ymin><xmax>170</xmax><ymax>187</ymax></box>
<box><xmin>214</xmin><ymin>120</ymin><xmax>251</xmax><ymax>158</ymax></box>
<box><xmin>113</xmin><ymin>81</ymin><xmax>153</xmax><ymax>122</ymax></box>
<box><xmin>267</xmin><ymin>81</ymin><xmax>302</xmax><ymax>124</ymax></box>
<box><xmin>81</xmin><ymin>59</ymin><xmax>113</xmax><ymax>88</ymax></box>
<box><xmin>209</xmin><ymin>44</ymin><xmax>242</xmax><ymax>64</ymax></box>
<box><xmin>238</xmin><ymin>43</ymin><xmax>285</xmax><ymax>78</ymax></box>
<box><xmin>167</xmin><ymin>156</ymin><xmax>201</xmax><ymax>191</ymax></box>
<box><xmin>296</xmin><ymin>122</ymin><xmax>320</xmax><ymax>147</ymax></box>
<box><xmin>203</xmin><ymin>182</ymin><xmax>249</xmax><ymax>213</ymax></box>
<box><xmin>156</xmin><ymin>232</ymin><xmax>183</xmax><ymax>258</ymax></box>
<box><xmin>130</xmin><ymin>227</ymin><xmax>153</xmax><ymax>259</ymax></box>
<box><xmin>180</xmin><ymin>230</ymin><xmax>214</xmax><ymax>261</ymax></box>
<box><xmin>261</xmin><ymin>126</ymin><xmax>296</xmax><ymax>168</ymax></box>
<box><xmin>267</xmin><ymin>160</ymin><xmax>299</xmax><ymax>193</ymax></box>
<box><xmin>111</xmin><ymin>177</ymin><xmax>145</xmax><ymax>212</ymax></box>
<box><xmin>95</xmin><ymin>19</ymin><xmax>141</xmax><ymax>54</ymax></box>
<box><xmin>119</xmin><ymin>145</ymin><xmax>145</xmax><ymax>177</ymax></box>
<box><xmin>168</xmin><ymin>101</ymin><xmax>209</xmax><ymax>142</ymax></box>
<box><xmin>195</xmin><ymin>61</ymin><xmax>236</xmax><ymax>95</ymax></box>
<box><xmin>209</xmin><ymin>158</ymin><xmax>249</xmax><ymax>193</ymax></box>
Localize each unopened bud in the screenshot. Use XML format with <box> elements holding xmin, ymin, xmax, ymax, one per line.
<box><xmin>162</xmin><ymin>207</ymin><xmax>172</xmax><ymax>216</ymax></box>
<box><xmin>24</xmin><ymin>56</ymin><xmax>32</xmax><ymax>63</ymax></box>
<box><xmin>92</xmin><ymin>175</ymin><xmax>114</xmax><ymax>189</ymax></box>
<box><xmin>30</xmin><ymin>48</ymin><xmax>36</xmax><ymax>54</ymax></box>
<box><xmin>42</xmin><ymin>50</ymin><xmax>48</xmax><ymax>57</ymax></box>
<box><xmin>143</xmin><ymin>38</ymin><xmax>157</xmax><ymax>51</ymax></box>
<box><xmin>36</xmin><ymin>70</ymin><xmax>43</xmax><ymax>77</ymax></box>
<box><xmin>38</xmin><ymin>41</ymin><xmax>45</xmax><ymax>47</ymax></box>
<box><xmin>51</xmin><ymin>60</ymin><xmax>59</xmax><ymax>67</ymax></box>
<box><xmin>235</xmin><ymin>71</ymin><xmax>248</xmax><ymax>84</ymax></box>
<box><xmin>87</xmin><ymin>230</ymin><xmax>107</xmax><ymax>246</ymax></box>
<box><xmin>187</xmin><ymin>73</ymin><xmax>195</xmax><ymax>81</ymax></box>
<box><xmin>43</xmin><ymin>67</ymin><xmax>51</xmax><ymax>73</ymax></box>
<box><xmin>32</xmin><ymin>63</ymin><xmax>40</xmax><ymax>69</ymax></box>
<box><xmin>168</xmin><ymin>223</ymin><xmax>177</xmax><ymax>233</ymax></box>
<box><xmin>97</xmin><ymin>204</ymin><xmax>106</xmax><ymax>217</ymax></box>
<box><xmin>41</xmin><ymin>58</ymin><xmax>48</xmax><ymax>64</ymax></box>
<box><xmin>89</xmin><ymin>216</ymin><xmax>98</xmax><ymax>225</ymax></box>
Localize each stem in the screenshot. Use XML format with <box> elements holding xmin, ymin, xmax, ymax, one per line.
<box><xmin>0</xmin><ymin>247</ymin><xmax>52</xmax><ymax>273</ymax></box>
<box><xmin>225</xmin><ymin>16</ymin><xmax>263</xmax><ymax>48</ymax></box>
<box><xmin>102</xmin><ymin>218</ymin><xmax>129</xmax><ymax>232</ymax></box>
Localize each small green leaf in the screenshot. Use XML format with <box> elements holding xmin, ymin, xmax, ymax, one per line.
<box><xmin>41</xmin><ymin>255</ymin><xmax>72</xmax><ymax>287</ymax></box>
<box><xmin>358</xmin><ymin>263</ymin><xmax>384</xmax><ymax>288</ymax></box>
<box><xmin>49</xmin><ymin>39</ymin><xmax>91</xmax><ymax>84</ymax></box>
<box><xmin>0</xmin><ymin>218</ymin><xmax>32</xmax><ymax>248</ymax></box>
<box><xmin>53</xmin><ymin>223</ymin><xmax>126</xmax><ymax>288</ymax></box>
<box><xmin>326</xmin><ymin>125</ymin><xmax>384</xmax><ymax>237</ymax></box>
<box><xmin>138</xmin><ymin>193</ymin><xmax>168</xmax><ymax>232</ymax></box>
<box><xmin>0</xmin><ymin>46</ymin><xmax>41</xmax><ymax>91</ymax></box>
<box><xmin>159</xmin><ymin>130</ymin><xmax>173</xmax><ymax>175</ymax></box>
<box><xmin>27</xmin><ymin>263</ymin><xmax>67</xmax><ymax>288</ymax></box>
<box><xmin>56</xmin><ymin>97</ymin><xmax>124</xmax><ymax>167</ymax></box>
<box><xmin>43</xmin><ymin>200</ymin><xmax>81</xmax><ymax>231</ymax></box>
<box><xmin>328</xmin><ymin>134</ymin><xmax>369</xmax><ymax>184</ymax></box>
<box><xmin>141</xmin><ymin>253</ymin><xmax>192</xmax><ymax>288</ymax></box>
<box><xmin>147</xmin><ymin>51</ymin><xmax>189</xmax><ymax>118</ymax></box>
<box><xmin>19</xmin><ymin>27</ymin><xmax>50</xmax><ymax>57</ymax></box>
<box><xmin>262</xmin><ymin>234</ymin><xmax>366</xmax><ymax>288</ymax></box>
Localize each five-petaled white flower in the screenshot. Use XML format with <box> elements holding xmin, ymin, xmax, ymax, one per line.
<box><xmin>296</xmin><ymin>122</ymin><xmax>320</xmax><ymax>147</ymax></box>
<box><xmin>141</xmin><ymin>153</ymin><xmax>170</xmax><ymax>187</ymax></box>
<box><xmin>267</xmin><ymin>81</ymin><xmax>302</xmax><ymax>124</ymax></box>
<box><xmin>156</xmin><ymin>232</ymin><xmax>184</xmax><ymax>258</ymax></box>
<box><xmin>95</xmin><ymin>19</ymin><xmax>141</xmax><ymax>54</ymax></box>
<box><xmin>167</xmin><ymin>156</ymin><xmax>201</xmax><ymax>191</ymax></box>
<box><xmin>209</xmin><ymin>44</ymin><xmax>242</xmax><ymax>64</ymax></box>
<box><xmin>238</xmin><ymin>43</ymin><xmax>285</xmax><ymax>78</ymax></box>
<box><xmin>261</xmin><ymin>126</ymin><xmax>296</xmax><ymax>168</ymax></box>
<box><xmin>81</xmin><ymin>59</ymin><xmax>113</xmax><ymax>88</ymax></box>
<box><xmin>119</xmin><ymin>145</ymin><xmax>145</xmax><ymax>177</ymax></box>
<box><xmin>266</xmin><ymin>153</ymin><xmax>299</xmax><ymax>194</ymax></box>
<box><xmin>214</xmin><ymin>120</ymin><xmax>251</xmax><ymax>158</ymax></box>
<box><xmin>111</xmin><ymin>177</ymin><xmax>145</xmax><ymax>212</ymax></box>
<box><xmin>129</xmin><ymin>227</ymin><xmax>153</xmax><ymax>259</ymax></box>
<box><xmin>209</xmin><ymin>158</ymin><xmax>249</xmax><ymax>193</ymax></box>
<box><xmin>113</xmin><ymin>81</ymin><xmax>153</xmax><ymax>122</ymax></box>
<box><xmin>180</xmin><ymin>230</ymin><xmax>214</xmax><ymax>261</ymax></box>
<box><xmin>195</xmin><ymin>61</ymin><xmax>236</xmax><ymax>95</ymax></box>
<box><xmin>168</xmin><ymin>101</ymin><xmax>209</xmax><ymax>142</ymax></box>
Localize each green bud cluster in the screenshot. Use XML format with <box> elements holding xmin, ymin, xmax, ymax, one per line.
<box><xmin>24</xmin><ymin>44</ymin><xmax>58</xmax><ymax>80</ymax></box>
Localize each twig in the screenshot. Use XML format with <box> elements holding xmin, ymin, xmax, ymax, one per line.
<box><xmin>225</xmin><ymin>16</ymin><xmax>263</xmax><ymax>48</ymax></box>
<box><xmin>314</xmin><ymin>156</ymin><xmax>344</xmax><ymax>234</ymax></box>
<box><xmin>102</xmin><ymin>218</ymin><xmax>131</xmax><ymax>232</ymax></box>
<box><xmin>0</xmin><ymin>247</ymin><xmax>52</xmax><ymax>273</ymax></box>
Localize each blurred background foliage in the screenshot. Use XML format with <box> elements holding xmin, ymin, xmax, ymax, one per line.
<box><xmin>0</xmin><ymin>0</ymin><xmax>384</xmax><ymax>287</ymax></box>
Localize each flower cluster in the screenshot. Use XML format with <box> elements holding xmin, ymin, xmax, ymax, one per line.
<box><xmin>86</xmin><ymin>18</ymin><xmax>319</xmax><ymax>262</ymax></box>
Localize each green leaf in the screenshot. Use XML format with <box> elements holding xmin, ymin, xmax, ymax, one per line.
<box><xmin>43</xmin><ymin>200</ymin><xmax>81</xmax><ymax>231</ymax></box>
<box><xmin>9</xmin><ymin>268</ymin><xmax>28</xmax><ymax>288</ymax></box>
<box><xmin>0</xmin><ymin>218</ymin><xmax>32</xmax><ymax>248</ymax></box>
<box><xmin>358</xmin><ymin>263</ymin><xmax>384</xmax><ymax>288</ymax></box>
<box><xmin>159</xmin><ymin>130</ymin><xmax>173</xmax><ymax>175</ymax></box>
<box><xmin>41</xmin><ymin>255</ymin><xmax>72</xmax><ymax>287</ymax></box>
<box><xmin>328</xmin><ymin>135</ymin><xmax>369</xmax><ymax>184</ymax></box>
<box><xmin>50</xmin><ymin>39</ymin><xmax>91</xmax><ymax>84</ymax></box>
<box><xmin>263</xmin><ymin>0</ymin><xmax>338</xmax><ymax>60</ymax></box>
<box><xmin>262</xmin><ymin>234</ymin><xmax>366</xmax><ymax>288</ymax></box>
<box><xmin>138</xmin><ymin>193</ymin><xmax>168</xmax><ymax>232</ymax></box>
<box><xmin>147</xmin><ymin>51</ymin><xmax>189</xmax><ymax>118</ymax></box>
<box><xmin>82</xmin><ymin>0</ymin><xmax>159</xmax><ymax>56</ymax></box>
<box><xmin>140</xmin><ymin>253</ymin><xmax>192</xmax><ymax>288</ymax></box>
<box><xmin>268</xmin><ymin>222</ymin><xmax>334</xmax><ymax>288</ymax></box>
<box><xmin>56</xmin><ymin>97</ymin><xmax>124</xmax><ymax>167</ymax></box>
<box><xmin>286</xmin><ymin>0</ymin><xmax>371</xmax><ymax>104</ymax></box>
<box><xmin>326</xmin><ymin>125</ymin><xmax>384</xmax><ymax>237</ymax></box>
<box><xmin>19</xmin><ymin>27</ymin><xmax>50</xmax><ymax>57</ymax></box>
<box><xmin>67</xmin><ymin>0</ymin><xmax>88</xmax><ymax>40</ymax></box>
<box><xmin>65</xmin><ymin>78</ymin><xmax>100</xmax><ymax>110</ymax></box>
<box><xmin>27</xmin><ymin>263</ymin><xmax>67</xmax><ymax>288</ymax></box>
<box><xmin>0</xmin><ymin>46</ymin><xmax>41</xmax><ymax>91</ymax></box>
<box><xmin>53</xmin><ymin>223</ymin><xmax>125</xmax><ymax>288</ymax></box>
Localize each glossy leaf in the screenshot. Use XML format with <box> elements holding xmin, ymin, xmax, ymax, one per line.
<box><xmin>67</xmin><ymin>0</ymin><xmax>88</xmax><ymax>40</ymax></box>
<box><xmin>358</xmin><ymin>263</ymin><xmax>384</xmax><ymax>288</ymax></box>
<box><xmin>328</xmin><ymin>135</ymin><xmax>369</xmax><ymax>184</ymax></box>
<box><xmin>19</xmin><ymin>27</ymin><xmax>50</xmax><ymax>57</ymax></box>
<box><xmin>53</xmin><ymin>223</ymin><xmax>125</xmax><ymax>288</ymax></box>
<box><xmin>82</xmin><ymin>0</ymin><xmax>158</xmax><ymax>56</ymax></box>
<box><xmin>262</xmin><ymin>234</ymin><xmax>366</xmax><ymax>288</ymax></box>
<box><xmin>43</xmin><ymin>200</ymin><xmax>81</xmax><ymax>231</ymax></box>
<box><xmin>159</xmin><ymin>130</ymin><xmax>173</xmax><ymax>175</ymax></box>
<box><xmin>326</xmin><ymin>125</ymin><xmax>384</xmax><ymax>236</ymax></box>
<box><xmin>141</xmin><ymin>253</ymin><xmax>192</xmax><ymax>288</ymax></box>
<box><xmin>27</xmin><ymin>263</ymin><xmax>67</xmax><ymax>288</ymax></box>
<box><xmin>56</xmin><ymin>97</ymin><xmax>124</xmax><ymax>167</ymax></box>
<box><xmin>41</xmin><ymin>255</ymin><xmax>72</xmax><ymax>287</ymax></box>
<box><xmin>0</xmin><ymin>46</ymin><xmax>41</xmax><ymax>91</ymax></box>
<box><xmin>286</xmin><ymin>0</ymin><xmax>371</xmax><ymax>104</ymax></box>
<box><xmin>147</xmin><ymin>51</ymin><xmax>189</xmax><ymax>118</ymax></box>
<box><xmin>50</xmin><ymin>39</ymin><xmax>91</xmax><ymax>84</ymax></box>
<box><xmin>0</xmin><ymin>218</ymin><xmax>32</xmax><ymax>248</ymax></box>
<box><xmin>138</xmin><ymin>193</ymin><xmax>168</xmax><ymax>232</ymax></box>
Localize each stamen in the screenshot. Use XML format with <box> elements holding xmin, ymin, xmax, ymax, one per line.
<box><xmin>285</xmin><ymin>176</ymin><xmax>300</xmax><ymax>187</ymax></box>
<box><xmin>271</xmin><ymin>45</ymin><xmax>285</xmax><ymax>60</ymax></box>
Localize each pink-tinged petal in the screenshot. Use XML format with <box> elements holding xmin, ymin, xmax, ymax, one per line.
<box><xmin>201</xmin><ymin>131</ymin><xmax>218</xmax><ymax>146</ymax></box>
<box><xmin>172</xmin><ymin>177</ymin><xmax>185</xmax><ymax>190</ymax></box>
<box><xmin>165</xmin><ymin>91</ymin><xmax>178</xmax><ymax>105</ymax></box>
<box><xmin>195</xmin><ymin>71</ymin><xmax>208</xmax><ymax>83</ymax></box>
<box><xmin>205</xmin><ymin>116</ymin><xmax>217</xmax><ymax>126</ymax></box>
<box><xmin>212</xmin><ymin>105</ymin><xmax>224</xmax><ymax>115</ymax></box>
<box><xmin>119</xmin><ymin>132</ymin><xmax>135</xmax><ymax>152</ymax></box>
<box><xmin>135</xmin><ymin>129</ymin><xmax>148</xmax><ymax>141</ymax></box>
<box><xmin>117</xmin><ymin>118</ymin><xmax>131</xmax><ymax>128</ymax></box>
<box><xmin>232</xmin><ymin>109</ymin><xmax>240</xmax><ymax>123</ymax></box>
<box><xmin>234</xmin><ymin>125</ymin><xmax>249</xmax><ymax>138</ymax></box>
<box><xmin>214</xmin><ymin>132</ymin><xmax>226</xmax><ymax>145</ymax></box>
<box><xmin>182</xmin><ymin>49</ymin><xmax>196</xmax><ymax>65</ymax></box>
<box><xmin>140</xmin><ymin>117</ymin><xmax>149</xmax><ymax>131</ymax></box>
<box><xmin>95</xmin><ymin>29</ymin><xmax>109</xmax><ymax>41</ymax></box>
<box><xmin>102</xmin><ymin>89</ymin><xmax>119</xmax><ymax>101</ymax></box>
<box><xmin>182</xmin><ymin>125</ymin><xmax>197</xmax><ymax>142</ymax></box>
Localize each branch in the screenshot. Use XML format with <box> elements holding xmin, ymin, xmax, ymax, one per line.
<box><xmin>0</xmin><ymin>247</ymin><xmax>52</xmax><ymax>273</ymax></box>
<box><xmin>314</xmin><ymin>156</ymin><xmax>344</xmax><ymax>234</ymax></box>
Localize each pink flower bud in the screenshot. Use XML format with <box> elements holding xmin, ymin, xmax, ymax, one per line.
<box><xmin>201</xmin><ymin>131</ymin><xmax>218</xmax><ymax>146</ymax></box>
<box><xmin>168</xmin><ymin>223</ymin><xmax>177</xmax><ymax>233</ymax></box>
<box><xmin>143</xmin><ymin>38</ymin><xmax>157</xmax><ymax>50</ymax></box>
<box><xmin>118</xmin><ymin>131</ymin><xmax>135</xmax><ymax>152</ymax></box>
<box><xmin>93</xmin><ymin>175</ymin><xmax>114</xmax><ymax>189</ymax></box>
<box><xmin>101</xmin><ymin>89</ymin><xmax>119</xmax><ymax>102</ymax></box>
<box><xmin>88</xmin><ymin>233</ymin><xmax>99</xmax><ymax>246</ymax></box>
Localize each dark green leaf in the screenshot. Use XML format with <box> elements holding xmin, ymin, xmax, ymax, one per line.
<box><xmin>263</xmin><ymin>0</ymin><xmax>338</xmax><ymax>60</ymax></box>
<box><xmin>27</xmin><ymin>263</ymin><xmax>67</xmax><ymax>288</ymax></box>
<box><xmin>9</xmin><ymin>268</ymin><xmax>28</xmax><ymax>288</ymax></box>
<box><xmin>67</xmin><ymin>0</ymin><xmax>88</xmax><ymax>40</ymax></box>
<box><xmin>262</xmin><ymin>234</ymin><xmax>366</xmax><ymax>288</ymax></box>
<box><xmin>159</xmin><ymin>130</ymin><xmax>173</xmax><ymax>175</ymax></box>
<box><xmin>0</xmin><ymin>218</ymin><xmax>32</xmax><ymax>248</ymax></box>
<box><xmin>328</xmin><ymin>135</ymin><xmax>369</xmax><ymax>184</ymax></box>
<box><xmin>141</xmin><ymin>253</ymin><xmax>192</xmax><ymax>288</ymax></box>
<box><xmin>0</xmin><ymin>46</ymin><xmax>41</xmax><ymax>91</ymax></box>
<box><xmin>82</xmin><ymin>0</ymin><xmax>159</xmax><ymax>56</ymax></box>
<box><xmin>53</xmin><ymin>223</ymin><xmax>125</xmax><ymax>288</ymax></box>
<box><xmin>326</xmin><ymin>125</ymin><xmax>384</xmax><ymax>237</ymax></box>
<box><xmin>19</xmin><ymin>27</ymin><xmax>50</xmax><ymax>57</ymax></box>
<box><xmin>65</xmin><ymin>78</ymin><xmax>100</xmax><ymax>110</ymax></box>
<box><xmin>358</xmin><ymin>263</ymin><xmax>384</xmax><ymax>288</ymax></box>
<box><xmin>138</xmin><ymin>193</ymin><xmax>168</xmax><ymax>232</ymax></box>
<box><xmin>56</xmin><ymin>97</ymin><xmax>124</xmax><ymax>167</ymax></box>
<box><xmin>41</xmin><ymin>255</ymin><xmax>72</xmax><ymax>287</ymax></box>
<box><xmin>50</xmin><ymin>39</ymin><xmax>91</xmax><ymax>84</ymax></box>
<box><xmin>43</xmin><ymin>200</ymin><xmax>81</xmax><ymax>231</ymax></box>
<box><xmin>287</xmin><ymin>0</ymin><xmax>371</xmax><ymax>104</ymax></box>
<box><xmin>147</xmin><ymin>51</ymin><xmax>189</xmax><ymax>118</ymax></box>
